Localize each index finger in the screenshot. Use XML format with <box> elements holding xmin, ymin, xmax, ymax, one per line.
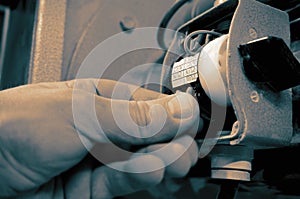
<box><xmin>66</xmin><ymin>78</ymin><xmax>168</xmax><ymax>101</ymax></box>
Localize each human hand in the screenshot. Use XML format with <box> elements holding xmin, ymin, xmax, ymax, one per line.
<box><xmin>0</xmin><ymin>79</ymin><xmax>201</xmax><ymax>198</ymax></box>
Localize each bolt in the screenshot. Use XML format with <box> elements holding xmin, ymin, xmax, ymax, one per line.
<box><xmin>120</xmin><ymin>16</ymin><xmax>137</xmax><ymax>31</ymax></box>
<box><xmin>250</xmin><ymin>91</ymin><xmax>259</xmax><ymax>103</ymax></box>
<box><xmin>249</xmin><ymin>28</ymin><xmax>258</xmax><ymax>39</ymax></box>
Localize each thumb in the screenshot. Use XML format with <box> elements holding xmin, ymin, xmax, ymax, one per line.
<box><xmin>73</xmin><ymin>90</ymin><xmax>200</xmax><ymax>146</ymax></box>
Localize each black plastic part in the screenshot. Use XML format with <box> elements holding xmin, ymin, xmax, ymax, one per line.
<box><xmin>0</xmin><ymin>0</ymin><xmax>20</xmax><ymax>9</ymax></box>
<box><xmin>157</xmin><ymin>0</ymin><xmax>191</xmax><ymax>49</ymax></box>
<box><xmin>239</xmin><ymin>36</ymin><xmax>300</xmax><ymax>92</ymax></box>
<box><xmin>216</xmin><ymin>180</ymin><xmax>239</xmax><ymax>199</ymax></box>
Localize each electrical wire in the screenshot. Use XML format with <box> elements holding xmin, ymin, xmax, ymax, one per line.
<box><xmin>157</xmin><ymin>0</ymin><xmax>191</xmax><ymax>49</ymax></box>
<box><xmin>183</xmin><ymin>30</ymin><xmax>223</xmax><ymax>55</ymax></box>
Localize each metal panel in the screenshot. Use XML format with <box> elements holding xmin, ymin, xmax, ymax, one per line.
<box><xmin>227</xmin><ymin>0</ymin><xmax>293</xmax><ymax>147</ymax></box>
<box><xmin>28</xmin><ymin>0</ymin><xmax>67</xmax><ymax>83</ymax></box>
<box><xmin>0</xmin><ymin>5</ymin><xmax>10</xmax><ymax>86</ymax></box>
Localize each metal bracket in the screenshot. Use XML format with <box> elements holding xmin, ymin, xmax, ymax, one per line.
<box><xmin>226</xmin><ymin>0</ymin><xmax>293</xmax><ymax>148</ymax></box>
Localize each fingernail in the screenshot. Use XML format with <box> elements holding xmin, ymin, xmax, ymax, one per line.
<box><xmin>168</xmin><ymin>92</ymin><xmax>195</xmax><ymax>119</ymax></box>
<box><xmin>186</xmin><ymin>87</ymin><xmax>194</xmax><ymax>95</ymax></box>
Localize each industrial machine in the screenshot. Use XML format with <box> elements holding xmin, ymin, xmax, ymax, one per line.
<box><xmin>159</xmin><ymin>0</ymin><xmax>300</xmax><ymax>198</ymax></box>
<box><xmin>0</xmin><ymin>0</ymin><xmax>300</xmax><ymax>198</ymax></box>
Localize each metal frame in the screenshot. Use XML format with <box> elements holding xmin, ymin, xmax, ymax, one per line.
<box><xmin>28</xmin><ymin>0</ymin><xmax>67</xmax><ymax>83</ymax></box>
<box><xmin>0</xmin><ymin>5</ymin><xmax>10</xmax><ymax>86</ymax></box>
<box><xmin>226</xmin><ymin>0</ymin><xmax>292</xmax><ymax>148</ymax></box>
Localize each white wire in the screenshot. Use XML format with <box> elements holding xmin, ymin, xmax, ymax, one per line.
<box><xmin>183</xmin><ymin>30</ymin><xmax>222</xmax><ymax>55</ymax></box>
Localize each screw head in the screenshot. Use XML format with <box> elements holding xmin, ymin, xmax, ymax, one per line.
<box><xmin>250</xmin><ymin>91</ymin><xmax>260</xmax><ymax>103</ymax></box>
<box><xmin>249</xmin><ymin>28</ymin><xmax>258</xmax><ymax>39</ymax></box>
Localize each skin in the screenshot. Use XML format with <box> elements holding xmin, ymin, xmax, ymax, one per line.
<box><xmin>0</xmin><ymin>79</ymin><xmax>201</xmax><ymax>199</ymax></box>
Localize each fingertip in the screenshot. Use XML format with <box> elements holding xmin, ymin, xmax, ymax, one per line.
<box><xmin>166</xmin><ymin>92</ymin><xmax>200</xmax><ymax>137</ymax></box>
<box><xmin>168</xmin><ymin>92</ymin><xmax>199</xmax><ymax>120</ymax></box>
<box><xmin>164</xmin><ymin>143</ymin><xmax>192</xmax><ymax>178</ymax></box>
<box><xmin>190</xmin><ymin>140</ymin><xmax>199</xmax><ymax>166</ymax></box>
<box><xmin>92</xmin><ymin>155</ymin><xmax>166</xmax><ymax>198</ymax></box>
<box><xmin>125</xmin><ymin>155</ymin><xmax>165</xmax><ymax>186</ymax></box>
<box><xmin>173</xmin><ymin>135</ymin><xmax>199</xmax><ymax>166</ymax></box>
<box><xmin>145</xmin><ymin>139</ymin><xmax>198</xmax><ymax>178</ymax></box>
<box><xmin>142</xmin><ymin>92</ymin><xmax>200</xmax><ymax>143</ymax></box>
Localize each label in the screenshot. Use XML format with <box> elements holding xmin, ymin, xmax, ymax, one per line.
<box><xmin>171</xmin><ymin>53</ymin><xmax>199</xmax><ymax>88</ymax></box>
